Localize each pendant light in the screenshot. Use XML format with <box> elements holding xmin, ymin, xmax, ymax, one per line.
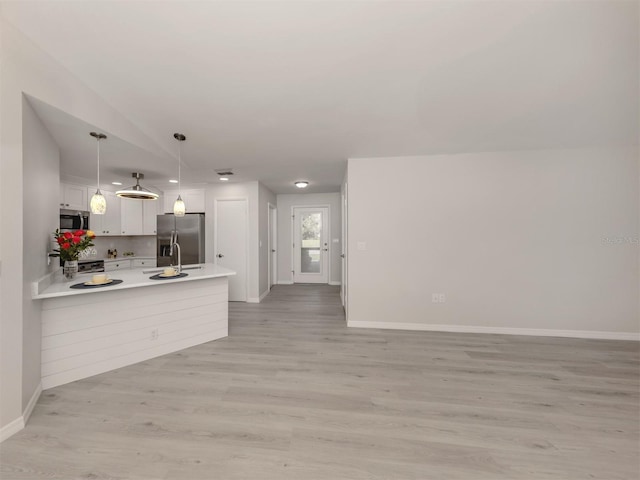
<box><xmin>89</xmin><ymin>132</ymin><xmax>107</xmax><ymax>214</ymax></box>
<box><xmin>173</xmin><ymin>133</ymin><xmax>186</xmax><ymax>217</ymax></box>
<box><xmin>116</xmin><ymin>172</ymin><xmax>159</xmax><ymax>200</ymax></box>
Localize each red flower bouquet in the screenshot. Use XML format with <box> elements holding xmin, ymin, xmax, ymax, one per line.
<box><xmin>52</xmin><ymin>229</ymin><xmax>96</xmax><ymax>262</ymax></box>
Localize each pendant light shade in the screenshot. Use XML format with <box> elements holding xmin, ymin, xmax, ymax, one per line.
<box><xmin>89</xmin><ymin>132</ymin><xmax>107</xmax><ymax>215</ymax></box>
<box><xmin>90</xmin><ymin>190</ymin><xmax>107</xmax><ymax>214</ymax></box>
<box><xmin>173</xmin><ymin>133</ymin><xmax>186</xmax><ymax>217</ymax></box>
<box><xmin>173</xmin><ymin>195</ymin><xmax>186</xmax><ymax>216</ymax></box>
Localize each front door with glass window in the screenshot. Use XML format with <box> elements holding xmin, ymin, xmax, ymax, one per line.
<box><xmin>293</xmin><ymin>207</ymin><xmax>329</xmax><ymax>284</ymax></box>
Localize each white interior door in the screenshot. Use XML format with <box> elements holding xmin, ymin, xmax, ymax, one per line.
<box><xmin>341</xmin><ymin>185</ymin><xmax>347</xmax><ymax>309</ymax></box>
<box><xmin>293</xmin><ymin>206</ymin><xmax>329</xmax><ymax>284</ymax></box>
<box><xmin>268</xmin><ymin>204</ymin><xmax>277</xmax><ymax>289</ymax></box>
<box><xmin>215</xmin><ymin>199</ymin><xmax>247</xmax><ymax>301</ymax></box>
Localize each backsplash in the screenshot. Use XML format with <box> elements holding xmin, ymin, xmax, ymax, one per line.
<box><xmin>88</xmin><ymin>236</ymin><xmax>156</xmax><ymax>259</ymax></box>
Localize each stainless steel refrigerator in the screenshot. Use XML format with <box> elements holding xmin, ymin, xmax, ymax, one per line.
<box><xmin>157</xmin><ymin>213</ymin><xmax>205</xmax><ymax>267</ymax></box>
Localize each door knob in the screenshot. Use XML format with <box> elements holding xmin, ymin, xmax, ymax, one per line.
<box><xmin>323</xmin><ymin>248</ymin><xmax>328</xmax><ymax>251</ymax></box>
<box><xmin>271</xmin><ymin>249</ymin><xmax>276</xmax><ymax>253</ymax></box>
<box><xmin>217</xmin><ymin>254</ymin><xmax>224</xmax><ymax>258</ymax></box>
<box><xmin>341</xmin><ymin>254</ymin><xmax>345</xmax><ymax>258</ymax></box>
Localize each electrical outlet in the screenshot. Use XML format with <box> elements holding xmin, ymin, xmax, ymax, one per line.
<box><xmin>432</xmin><ymin>293</ymin><xmax>446</xmax><ymax>303</ymax></box>
<box><xmin>150</xmin><ymin>328</ymin><xmax>159</xmax><ymax>341</ymax></box>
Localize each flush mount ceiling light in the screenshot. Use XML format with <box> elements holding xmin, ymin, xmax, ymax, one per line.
<box><xmin>89</xmin><ymin>132</ymin><xmax>107</xmax><ymax>215</ymax></box>
<box><xmin>116</xmin><ymin>172</ymin><xmax>159</xmax><ymax>200</ymax></box>
<box><xmin>294</xmin><ymin>181</ymin><xmax>309</xmax><ymax>188</ymax></box>
<box><xmin>173</xmin><ymin>133</ymin><xmax>186</xmax><ymax>217</ymax></box>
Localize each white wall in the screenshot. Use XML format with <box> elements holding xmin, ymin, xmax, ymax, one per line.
<box><xmin>276</xmin><ymin>193</ymin><xmax>342</xmax><ymax>284</ymax></box>
<box><xmin>258</xmin><ymin>183</ymin><xmax>277</xmax><ymax>297</ymax></box>
<box><xmin>347</xmin><ymin>148</ymin><xmax>639</xmax><ymax>339</ymax></box>
<box><xmin>0</xmin><ymin>16</ymin><xmax>167</xmax><ymax>438</ymax></box>
<box><xmin>21</xmin><ymin>98</ymin><xmax>59</xmax><ymax>410</ymax></box>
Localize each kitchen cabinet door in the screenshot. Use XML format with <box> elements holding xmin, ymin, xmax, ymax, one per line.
<box><xmin>104</xmin><ymin>259</ymin><xmax>132</xmax><ymax>272</ymax></box>
<box><xmin>120</xmin><ymin>199</ymin><xmax>143</xmax><ymax>235</ymax></box>
<box><xmin>132</xmin><ymin>258</ymin><xmax>156</xmax><ymax>268</ymax></box>
<box><xmin>60</xmin><ymin>183</ymin><xmax>88</xmax><ymax>211</ymax></box>
<box><xmin>90</xmin><ymin>190</ymin><xmax>120</xmax><ymax>236</ymax></box>
<box><xmin>163</xmin><ymin>189</ymin><xmax>205</xmax><ymax>213</ymax></box>
<box><xmin>142</xmin><ymin>199</ymin><xmax>158</xmax><ymax>235</ymax></box>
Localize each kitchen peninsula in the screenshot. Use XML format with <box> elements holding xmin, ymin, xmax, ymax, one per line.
<box><xmin>32</xmin><ymin>264</ymin><xmax>235</xmax><ymax>389</ymax></box>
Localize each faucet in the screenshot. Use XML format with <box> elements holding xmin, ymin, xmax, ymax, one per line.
<box><xmin>169</xmin><ymin>230</ymin><xmax>182</xmax><ymax>273</ymax></box>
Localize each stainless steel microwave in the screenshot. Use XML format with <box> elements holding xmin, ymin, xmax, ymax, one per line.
<box><xmin>60</xmin><ymin>209</ymin><xmax>89</xmax><ymax>232</ymax></box>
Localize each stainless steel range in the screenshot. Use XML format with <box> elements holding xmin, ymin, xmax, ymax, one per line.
<box><xmin>77</xmin><ymin>259</ymin><xmax>105</xmax><ymax>274</ymax></box>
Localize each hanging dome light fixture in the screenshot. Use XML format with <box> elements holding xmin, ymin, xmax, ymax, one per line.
<box><xmin>116</xmin><ymin>172</ymin><xmax>159</xmax><ymax>200</ymax></box>
<box><xmin>173</xmin><ymin>133</ymin><xmax>186</xmax><ymax>217</ymax></box>
<box><xmin>89</xmin><ymin>132</ymin><xmax>107</xmax><ymax>214</ymax></box>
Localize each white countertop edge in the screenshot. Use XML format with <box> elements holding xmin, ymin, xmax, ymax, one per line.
<box><xmin>32</xmin><ymin>263</ymin><xmax>236</xmax><ymax>300</ymax></box>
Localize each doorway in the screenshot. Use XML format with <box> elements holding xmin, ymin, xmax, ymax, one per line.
<box><xmin>292</xmin><ymin>206</ymin><xmax>329</xmax><ymax>284</ymax></box>
<box><xmin>215</xmin><ymin>198</ymin><xmax>248</xmax><ymax>301</ymax></box>
<box><xmin>268</xmin><ymin>203</ymin><xmax>277</xmax><ymax>290</ymax></box>
<box><xmin>341</xmin><ymin>184</ymin><xmax>347</xmax><ymax>313</ymax></box>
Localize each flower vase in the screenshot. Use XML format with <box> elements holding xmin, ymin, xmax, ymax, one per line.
<box><xmin>63</xmin><ymin>260</ymin><xmax>78</xmax><ymax>280</ymax></box>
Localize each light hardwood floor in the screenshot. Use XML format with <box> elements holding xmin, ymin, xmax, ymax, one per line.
<box><xmin>1</xmin><ymin>285</ymin><xmax>638</xmax><ymax>479</ymax></box>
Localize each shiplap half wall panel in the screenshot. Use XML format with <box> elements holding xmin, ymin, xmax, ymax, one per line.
<box><xmin>41</xmin><ymin>277</ymin><xmax>228</xmax><ymax>389</ymax></box>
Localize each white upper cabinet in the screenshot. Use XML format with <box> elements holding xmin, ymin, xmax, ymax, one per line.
<box><xmin>90</xmin><ymin>190</ymin><xmax>121</xmax><ymax>236</ymax></box>
<box><xmin>120</xmin><ymin>198</ymin><xmax>144</xmax><ymax>235</ymax></box>
<box><xmin>121</xmin><ymin>198</ymin><xmax>159</xmax><ymax>235</ymax></box>
<box><xmin>163</xmin><ymin>189</ymin><xmax>205</xmax><ymax>214</ymax></box>
<box><xmin>60</xmin><ymin>183</ymin><xmax>88</xmax><ymax>211</ymax></box>
<box><xmin>142</xmin><ymin>198</ymin><xmax>159</xmax><ymax>235</ymax></box>
<box><xmin>60</xmin><ymin>182</ymin><xmax>160</xmax><ymax>237</ymax></box>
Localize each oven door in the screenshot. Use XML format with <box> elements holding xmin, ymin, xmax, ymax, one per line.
<box><xmin>78</xmin><ymin>260</ymin><xmax>105</xmax><ymax>274</ymax></box>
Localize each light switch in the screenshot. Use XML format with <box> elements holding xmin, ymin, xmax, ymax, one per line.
<box><xmin>357</xmin><ymin>241</ymin><xmax>367</xmax><ymax>251</ymax></box>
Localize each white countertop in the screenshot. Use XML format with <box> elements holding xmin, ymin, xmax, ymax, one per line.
<box><xmin>33</xmin><ymin>263</ymin><xmax>236</xmax><ymax>300</ymax></box>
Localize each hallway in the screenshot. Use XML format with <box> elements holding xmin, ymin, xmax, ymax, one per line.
<box><xmin>1</xmin><ymin>285</ymin><xmax>638</xmax><ymax>479</ymax></box>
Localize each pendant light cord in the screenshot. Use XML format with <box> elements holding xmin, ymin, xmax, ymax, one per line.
<box><xmin>97</xmin><ymin>137</ymin><xmax>100</xmax><ymax>190</ymax></box>
<box><xmin>178</xmin><ymin>141</ymin><xmax>181</xmax><ymax>195</ymax></box>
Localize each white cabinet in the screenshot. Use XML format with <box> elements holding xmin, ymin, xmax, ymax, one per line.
<box><xmin>120</xmin><ymin>199</ymin><xmax>144</xmax><ymax>235</ymax></box>
<box><xmin>104</xmin><ymin>258</ymin><xmax>156</xmax><ymax>271</ymax></box>
<box><xmin>60</xmin><ymin>183</ymin><xmax>88</xmax><ymax>211</ymax></box>
<box><xmin>60</xmin><ymin>181</ymin><xmax>160</xmax><ymax>237</ymax></box>
<box><xmin>143</xmin><ymin>199</ymin><xmax>159</xmax><ymax>235</ymax></box>
<box><xmin>121</xmin><ymin>198</ymin><xmax>159</xmax><ymax>236</ymax></box>
<box><xmin>104</xmin><ymin>259</ymin><xmax>131</xmax><ymax>272</ymax></box>
<box><xmin>132</xmin><ymin>258</ymin><xmax>156</xmax><ymax>268</ymax></box>
<box><xmin>163</xmin><ymin>189</ymin><xmax>205</xmax><ymax>214</ymax></box>
<box><xmin>90</xmin><ymin>191</ymin><xmax>120</xmax><ymax>236</ymax></box>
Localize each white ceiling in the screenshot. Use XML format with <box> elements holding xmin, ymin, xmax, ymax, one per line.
<box><xmin>4</xmin><ymin>1</ymin><xmax>638</xmax><ymax>193</ymax></box>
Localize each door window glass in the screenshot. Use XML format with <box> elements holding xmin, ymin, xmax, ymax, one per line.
<box><xmin>301</xmin><ymin>212</ymin><xmax>321</xmax><ymax>273</ymax></box>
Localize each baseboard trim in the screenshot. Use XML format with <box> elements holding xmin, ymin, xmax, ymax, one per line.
<box><xmin>247</xmin><ymin>290</ymin><xmax>270</xmax><ymax>304</ymax></box>
<box><xmin>328</xmin><ymin>281</ymin><xmax>342</xmax><ymax>286</ymax></box>
<box><xmin>347</xmin><ymin>321</ymin><xmax>640</xmax><ymax>341</ymax></box>
<box><xmin>0</xmin><ymin>416</ymin><xmax>24</xmax><ymax>443</ymax></box>
<box><xmin>277</xmin><ymin>281</ymin><xmax>294</xmax><ymax>285</ymax></box>
<box><xmin>23</xmin><ymin>382</ymin><xmax>42</xmax><ymax>425</ymax></box>
<box><xmin>0</xmin><ymin>382</ymin><xmax>43</xmax><ymax>443</ymax></box>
